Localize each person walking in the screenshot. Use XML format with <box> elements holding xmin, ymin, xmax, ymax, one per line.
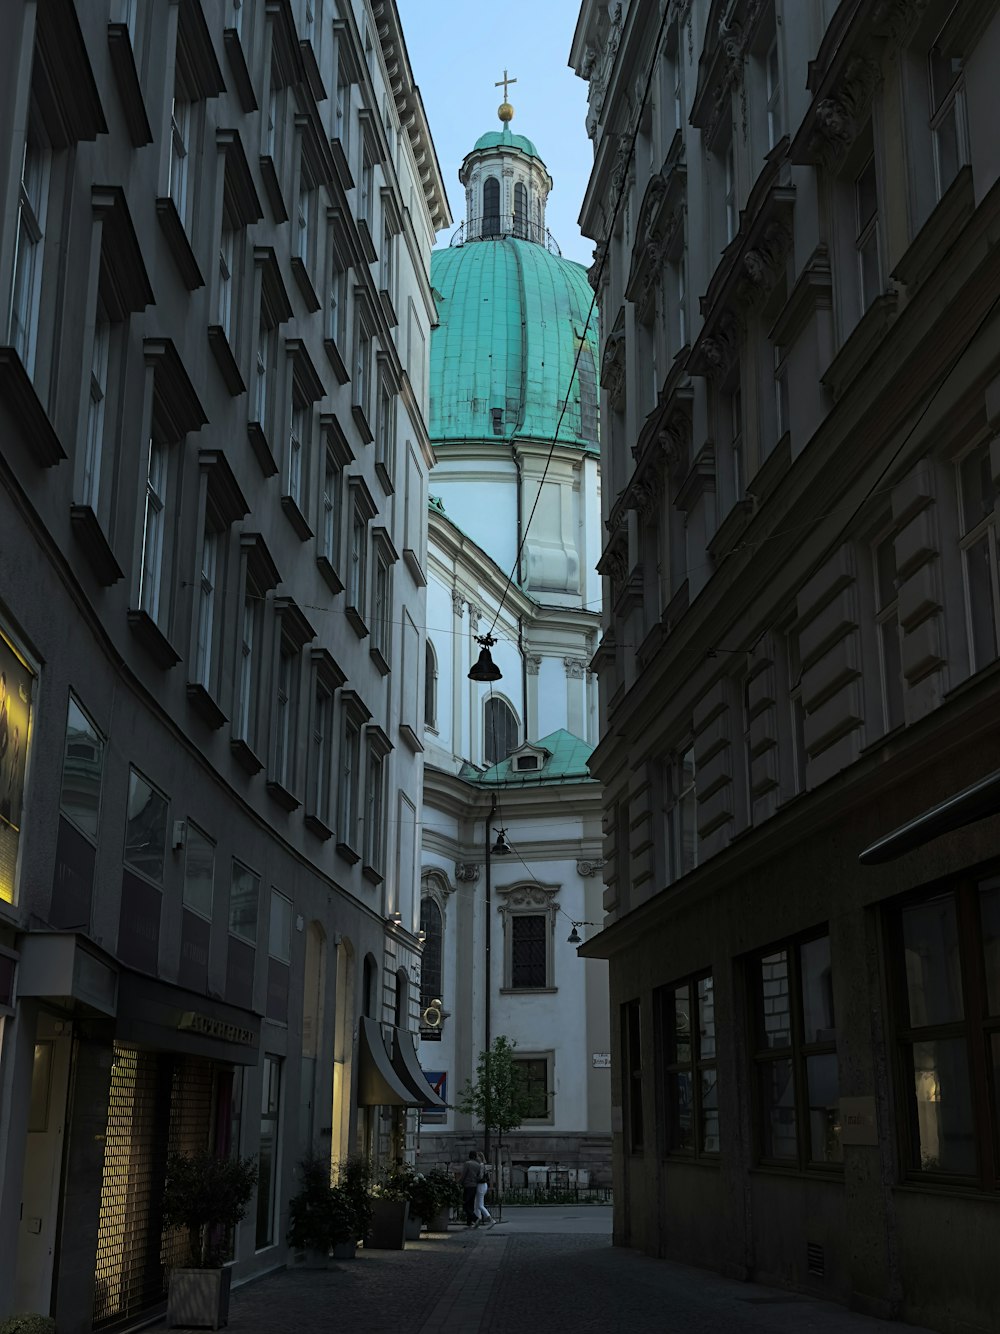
<box><xmin>474</xmin><ymin>1151</ymin><xmax>494</xmax><ymax>1226</ymax></box>
<box><xmin>459</xmin><ymin>1151</ymin><xmax>481</xmax><ymax>1228</ymax></box>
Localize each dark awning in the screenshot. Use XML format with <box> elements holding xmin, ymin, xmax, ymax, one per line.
<box><xmin>357</xmin><ymin>1016</ymin><xmax>422</xmax><ymax>1106</ymax></box>
<box><xmin>858</xmin><ymin>767</ymin><xmax>1000</xmax><ymax>865</ymax></box>
<box><xmin>391</xmin><ymin>1026</ymin><xmax>447</xmax><ymax>1108</ymax></box>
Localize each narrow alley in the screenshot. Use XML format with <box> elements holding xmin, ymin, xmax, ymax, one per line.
<box><xmin>154</xmin><ymin>1209</ymin><xmax>937</xmax><ymax>1334</ymax></box>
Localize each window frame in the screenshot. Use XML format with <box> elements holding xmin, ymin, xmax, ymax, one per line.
<box><xmin>872</xmin><ymin>525</ymin><xmax>905</xmax><ymax>733</ymax></box>
<box><xmin>854</xmin><ymin>151</ymin><xmax>881</xmax><ymax>316</ymax></box>
<box><xmin>513</xmin><ymin>1052</ymin><xmax>554</xmax><ymax>1125</ymax></box>
<box><xmin>483</xmin><ymin>695</ymin><xmax>519</xmax><ymax>766</ymax></box>
<box><xmin>928</xmin><ymin>33</ymin><xmax>969</xmax><ymax>201</ymax></box>
<box><xmin>748</xmin><ymin>929</ymin><xmax>842</xmax><ymax>1173</ymax></box>
<box><xmin>655</xmin><ymin>973</ymin><xmax>719</xmax><ymax>1159</ymax></box>
<box><xmin>9</xmin><ymin>135</ymin><xmax>51</xmax><ymax>375</ymax></box>
<box><xmin>59</xmin><ymin>693</ymin><xmax>105</xmax><ymax>845</ymax></box>
<box><xmin>957</xmin><ymin>439</ymin><xmax>1000</xmax><ymax>673</ymax></box>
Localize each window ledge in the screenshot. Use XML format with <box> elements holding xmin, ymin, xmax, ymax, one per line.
<box><xmin>316</xmin><ymin>554</ymin><xmax>345</xmax><ymax>595</ymax></box>
<box><xmin>223</xmin><ymin>28</ymin><xmax>258</xmax><ymax>114</ymax></box>
<box><xmin>893</xmin><ymin>1179</ymin><xmax>1000</xmax><ymax>1203</ymax></box>
<box><xmin>362</xmin><ymin>863</ymin><xmax>384</xmax><ymax>886</ymax></box>
<box><xmin>330</xmin><ymin>138</ymin><xmax>354</xmax><ymax>192</ymax></box>
<box><xmin>70</xmin><ymin>504</ymin><xmax>123</xmax><ymax>585</ymax></box>
<box><xmin>375</xmin><ymin>460</ymin><xmax>394</xmax><ymax>496</ymax></box>
<box><xmin>304</xmin><ymin>813</ymin><xmax>334</xmax><ymax>841</ymax></box>
<box><xmin>127</xmin><ymin>609</ymin><xmax>181</xmax><ymax>669</ymax></box>
<box><xmin>247</xmin><ymin>421</ymin><xmax>278</xmax><ymax>478</ymax></box>
<box><xmin>323</xmin><ymin>337</ymin><xmax>350</xmax><ymax>386</ymax></box>
<box><xmin>747</xmin><ymin>431</ymin><xmax>791</xmax><ymax>507</ymax></box>
<box><xmin>662</xmin><ymin>1154</ymin><xmax>722</xmax><ymax>1168</ymax></box>
<box><xmin>708</xmin><ymin>498</ymin><xmax>754</xmax><ymax>566</ymax></box>
<box><xmin>500</xmin><ymin>987</ymin><xmax>558</xmax><ymax>996</ymax></box>
<box><xmin>821</xmin><ymin>291</ymin><xmax>899</xmax><ymax>404</ymax></box>
<box><xmin>207</xmin><ymin>325</ymin><xmax>246</xmax><ymax>396</ymax></box>
<box><xmin>230</xmin><ymin>736</ymin><xmax>264</xmax><ymax>775</ymax></box>
<box><xmin>107</xmin><ymin>23</ymin><xmax>153</xmax><ymax>145</ymax></box>
<box><xmin>280</xmin><ymin>493</ymin><xmax>314</xmax><ymax>542</ymax></box>
<box><xmin>345</xmin><ymin>605</ymin><xmax>370</xmax><ymax>639</ymax></box>
<box><xmin>336</xmin><ymin>840</ymin><xmax>361</xmax><ymax>866</ymax></box>
<box><xmin>399</xmin><ymin>723</ymin><xmax>424</xmax><ymax>754</ymax></box>
<box><xmin>187</xmin><ymin>682</ymin><xmax>227</xmax><ymax>730</ymax></box>
<box><xmin>357</xmin><ymin>218</ymin><xmax>378</xmax><ymax>264</ymax></box>
<box><xmin>265</xmin><ymin>779</ymin><xmax>301</xmax><ymax>813</ymax></box>
<box><xmin>402</xmin><ymin>548</ymin><xmax>426</xmax><ymax>587</ymax></box>
<box><xmin>892</xmin><ymin>164</ymin><xmax>974</xmax><ymax>295</ymax></box>
<box><xmin>379</xmin><ymin>288</ymin><xmax>398</xmax><ymax>328</ymax></box>
<box><xmin>351</xmin><ymin>403</ymin><xmax>374</xmax><ymax>445</ymax></box>
<box><xmin>0</xmin><ymin>347</ymin><xmax>65</xmax><ymax>466</ymax></box>
<box><xmin>259</xmin><ymin>155</ymin><xmax>288</xmax><ymax>224</ymax></box>
<box><xmin>369</xmin><ymin>644</ymin><xmax>391</xmax><ymax>676</ymax></box>
<box><xmin>290</xmin><ymin>257</ymin><xmax>321</xmax><ymax>313</ymax></box>
<box><xmin>155</xmin><ymin>198</ymin><xmax>205</xmax><ymax>291</ymax></box>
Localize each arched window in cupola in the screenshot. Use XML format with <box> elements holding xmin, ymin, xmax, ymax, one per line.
<box><xmin>483</xmin><ymin>177</ymin><xmax>500</xmax><ymax>237</ymax></box>
<box><xmin>484</xmin><ymin>696</ymin><xmax>519</xmax><ymax>765</ymax></box>
<box><xmin>513</xmin><ymin>182</ymin><xmax>527</xmax><ymax>238</ymax></box>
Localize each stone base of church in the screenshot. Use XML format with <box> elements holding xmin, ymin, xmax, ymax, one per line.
<box><xmin>417</xmin><ymin>1131</ymin><xmax>613</xmax><ymax>1187</ymax></box>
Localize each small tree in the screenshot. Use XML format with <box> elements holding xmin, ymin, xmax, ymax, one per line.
<box><xmin>161</xmin><ymin>1150</ymin><xmax>258</xmax><ymax>1268</ymax></box>
<box><xmin>456</xmin><ymin>1036</ymin><xmax>533</xmax><ymax>1191</ymax></box>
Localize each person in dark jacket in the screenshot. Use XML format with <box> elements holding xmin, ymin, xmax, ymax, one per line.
<box><xmin>460</xmin><ymin>1151</ymin><xmax>482</xmax><ymax>1227</ymax></box>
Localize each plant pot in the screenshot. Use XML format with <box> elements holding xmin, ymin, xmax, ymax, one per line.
<box><xmin>367</xmin><ymin>1198</ymin><xmax>409</xmax><ymax>1249</ymax></box>
<box><xmin>331</xmin><ymin>1240</ymin><xmax>357</xmax><ymax>1259</ymax></box>
<box><xmin>291</xmin><ymin>1248</ymin><xmax>337</xmax><ymax>1270</ymax></box>
<box><xmin>166</xmin><ymin>1267</ymin><xmax>232</xmax><ymax>1330</ymax></box>
<box><xmin>404</xmin><ymin>1212</ymin><xmax>424</xmax><ymax>1240</ymax></box>
<box><xmin>429</xmin><ymin>1206</ymin><xmax>453</xmax><ymax>1232</ymax></box>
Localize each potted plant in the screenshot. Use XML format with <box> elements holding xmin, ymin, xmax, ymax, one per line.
<box><xmin>368</xmin><ymin>1163</ymin><xmax>413</xmax><ymax>1248</ymax></box>
<box><xmin>0</xmin><ymin>1317</ymin><xmax>56</xmax><ymax>1334</ymax></box>
<box><xmin>424</xmin><ymin>1167</ymin><xmax>461</xmax><ymax>1231</ymax></box>
<box><xmin>336</xmin><ymin>1154</ymin><xmax>374</xmax><ymax>1247</ymax></box>
<box><xmin>162</xmin><ymin>1150</ymin><xmax>257</xmax><ymax>1330</ymax></box>
<box><xmin>287</xmin><ymin>1156</ymin><xmax>358</xmax><ymax>1264</ymax></box>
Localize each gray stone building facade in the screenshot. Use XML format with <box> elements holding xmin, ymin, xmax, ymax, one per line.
<box><xmin>0</xmin><ymin>1</ymin><xmax>448</xmax><ymax>1328</ymax></box>
<box><xmin>572</xmin><ymin>1</ymin><xmax>1000</xmax><ymax>1331</ymax></box>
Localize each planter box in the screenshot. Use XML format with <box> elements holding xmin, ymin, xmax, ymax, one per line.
<box><xmin>429</xmin><ymin>1207</ymin><xmax>453</xmax><ymax>1232</ymax></box>
<box><xmin>367</xmin><ymin>1198</ymin><xmax>408</xmax><ymax>1249</ymax></box>
<box><xmin>167</xmin><ymin>1267</ymin><xmax>231</xmax><ymax>1330</ymax></box>
<box><xmin>332</xmin><ymin>1240</ymin><xmax>357</xmax><ymax>1259</ymax></box>
<box><xmin>404</xmin><ymin>1213</ymin><xmax>424</xmax><ymax>1240</ymax></box>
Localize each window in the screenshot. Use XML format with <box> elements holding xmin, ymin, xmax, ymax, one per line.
<box><xmin>765</xmin><ymin>37</ymin><xmax>781</xmax><ymax>150</ymax></box>
<box><xmin>229</xmin><ymin>860</ymin><xmax>259</xmax><ymax>941</ymax></box>
<box><xmin>273</xmin><ymin>641</ymin><xmax>299</xmax><ymax>793</ymax></box>
<box><xmin>511</xmin><ymin>915</ymin><xmax>546</xmax><ymax>988</ymax></box>
<box><xmin>513</xmin><ymin>182</ymin><xmax>527</xmax><ymax>238</ymax></box>
<box><xmin>482</xmin><ymin>177</ymin><xmax>500</xmax><ymax>238</ymax></box>
<box><xmin>338</xmin><ymin>710</ymin><xmax>362</xmax><ymax>851</ymax></box>
<box><xmin>296</xmin><ymin>154</ymin><xmax>315</xmax><ymax>268</ymax></box>
<box><xmin>255</xmin><ymin>1055</ymin><xmax>281</xmax><ymax>1247</ymax></box>
<box><xmin>360</xmin><ymin>144</ymin><xmax>375</xmax><ymax>225</ymax></box>
<box><xmin>724</xmin><ymin>137</ymin><xmax>737</xmax><ymax>245</ymax></box>
<box><xmin>138</xmin><ymin>438</ymin><xmax>167</xmax><ymax>622</ymax></box>
<box><xmin>194</xmin><ymin>527</ymin><xmax>219</xmax><ymax>690</ymax></box>
<box><xmin>623</xmin><ymin>1000</ymin><xmax>644</xmax><ymax>1152</ymax></box>
<box><xmin>168</xmin><ymin>96</ymin><xmax>192</xmax><ymax>227</ymax></box>
<box><xmin>312</xmin><ymin>681</ymin><xmax>334</xmax><ymax>828</ymax></box>
<box><xmin>665</xmin><ymin>748</ymin><xmax>697</xmax><ymax>882</ymax></box>
<box><xmin>376</xmin><ymin>376</ymin><xmax>395</xmax><ymax>473</ymax></box>
<box><xmin>124</xmin><ymin>768</ymin><xmax>168</xmax><ymax>884</ymax></box>
<box><xmin>656</xmin><ymin>974</ymin><xmax>718</xmax><ymax>1155</ymax></box>
<box><xmin>773</xmin><ymin>340</ymin><xmax>789</xmax><ymax>443</ymax></box>
<box><xmin>218</xmin><ymin>227</ymin><xmax>235</xmax><ymax>337</ymax></box>
<box><xmin>328</xmin><ymin>242</ymin><xmax>349</xmax><ymax>350</ymax></box>
<box><xmin>424</xmin><ymin>640</ymin><xmax>438</xmax><ymax>730</ymax></box>
<box><xmin>671</xmin><ymin>252</ymin><xmax>687</xmax><ymax>351</ymax></box>
<box><xmin>372</xmin><ymin>550</ymin><xmax>390</xmax><ymax>661</ymax></box>
<box><xmin>874</xmin><ymin>529</ymin><xmax>904</xmax><ymax>732</ymax></box>
<box><xmin>83</xmin><ymin>316</ymin><xmax>110</xmax><ymax>509</ymax></box>
<box><xmin>9</xmin><ymin>137</ymin><xmax>50</xmax><ymax>374</ymax></box>
<box><xmin>236</xmin><ymin>591</ymin><xmax>257</xmax><ymax>741</ymax></box>
<box><xmin>889</xmin><ymin>877</ymin><xmax>1000</xmax><ymax>1185</ymax></box>
<box><xmin>513</xmin><ymin>1056</ymin><xmax>552</xmax><ymax>1121</ymax></box>
<box><xmin>183</xmin><ymin>823</ymin><xmax>214</xmax><ymax>919</ymax></box>
<box><xmin>419</xmin><ymin>896</ymin><xmax>443</xmax><ymax>1008</ymax></box>
<box><xmin>729</xmin><ymin>384</ymin><xmax>743</xmax><ymax>506</ymax></box>
<box><xmin>484</xmin><ymin>697</ymin><xmax>518</xmax><ymax>766</ymax></box>
<box><xmin>786</xmin><ymin>628</ymin><xmax>807</xmax><ymax>794</ymax></box>
<box><xmin>349</xmin><ymin>504</ymin><xmax>367</xmax><ymax>610</ymax></box>
<box><xmin>958</xmin><ymin>441</ymin><xmax>1000</xmax><ymax>671</ymax></box>
<box><xmin>269</xmin><ymin>888</ymin><xmax>292</xmax><ymax>964</ymax></box>
<box><xmin>354</xmin><ymin>321</ymin><xmax>372</xmax><ymax>420</ymax></box>
<box><xmin>855</xmin><ymin>153</ymin><xmax>880</xmax><ymax>315</ymax></box>
<box><xmin>287</xmin><ymin>402</ymin><xmax>306</xmax><ymax>510</ymax></box>
<box><xmin>929</xmin><ymin>33</ymin><xmax>968</xmax><ymax>199</ymax></box>
<box><xmin>750</xmin><ymin>932</ymin><xmax>841</xmax><ymax>1168</ymax></box>
<box><xmin>380</xmin><ymin>216</ymin><xmax>394</xmax><ymax>296</ymax></box>
<box><xmin>364</xmin><ymin>740</ymin><xmax>385</xmax><ymax>872</ymax></box>
<box><xmin>59</xmin><ymin>695</ymin><xmax>104</xmax><ymax>842</ymax></box>
<box><xmin>254</xmin><ymin>324</ymin><xmax>272</xmax><ymax>428</ymax></box>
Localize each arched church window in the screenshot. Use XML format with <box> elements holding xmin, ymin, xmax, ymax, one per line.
<box><xmin>483</xmin><ymin>177</ymin><xmax>500</xmax><ymax>237</ymax></box>
<box><xmin>513</xmin><ymin>182</ymin><xmax>527</xmax><ymax>238</ymax></box>
<box><xmin>419</xmin><ymin>897</ymin><xmax>443</xmax><ymax>1008</ymax></box>
<box><xmin>484</xmin><ymin>697</ymin><xmax>518</xmax><ymax>765</ymax></box>
<box><xmin>425</xmin><ymin>640</ymin><xmax>438</xmax><ymax>729</ymax></box>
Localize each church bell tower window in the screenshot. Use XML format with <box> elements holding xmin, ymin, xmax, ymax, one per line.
<box><xmin>483</xmin><ymin>177</ymin><xmax>500</xmax><ymax>238</ymax></box>
<box><xmin>514</xmin><ymin>182</ymin><xmax>527</xmax><ymax>238</ymax></box>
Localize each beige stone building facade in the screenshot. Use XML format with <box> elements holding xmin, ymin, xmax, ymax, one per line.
<box><xmin>573</xmin><ymin>1</ymin><xmax>1000</xmax><ymax>1331</ymax></box>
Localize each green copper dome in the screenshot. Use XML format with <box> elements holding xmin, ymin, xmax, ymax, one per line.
<box><xmin>472</xmin><ymin>126</ymin><xmax>540</xmax><ymax>159</ymax></box>
<box><xmin>429</xmin><ymin>238</ymin><xmax>599</xmax><ymax>449</ymax></box>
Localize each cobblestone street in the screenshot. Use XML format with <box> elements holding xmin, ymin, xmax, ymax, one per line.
<box><xmin>153</xmin><ymin>1209</ymin><xmax>937</xmax><ymax>1334</ymax></box>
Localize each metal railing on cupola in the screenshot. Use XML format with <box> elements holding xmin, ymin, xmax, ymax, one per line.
<box><xmin>449</xmin><ymin>217</ymin><xmax>562</xmax><ymax>256</ymax></box>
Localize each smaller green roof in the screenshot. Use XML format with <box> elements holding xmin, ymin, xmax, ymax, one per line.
<box><xmin>472</xmin><ymin>125</ymin><xmax>540</xmax><ymax>160</ymax></box>
<box><xmin>472</xmin><ymin>729</ymin><xmax>596</xmax><ymax>787</ymax></box>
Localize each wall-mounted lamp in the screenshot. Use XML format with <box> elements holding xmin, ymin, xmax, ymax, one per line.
<box><xmin>417</xmin><ymin>928</ymin><xmax>426</xmax><ymax>945</ymax></box>
<box><xmin>567</xmin><ymin>920</ymin><xmax>600</xmax><ymax>944</ymax></box>
<box><xmin>389</xmin><ymin>909</ymin><xmax>403</xmax><ymax>926</ymax></box>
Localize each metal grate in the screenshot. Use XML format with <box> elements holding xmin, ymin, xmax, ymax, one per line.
<box><xmin>807</xmin><ymin>1241</ymin><xmax>826</xmax><ymax>1277</ymax></box>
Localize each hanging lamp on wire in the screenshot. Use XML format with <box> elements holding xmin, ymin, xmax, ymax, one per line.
<box><xmin>468</xmin><ymin>632</ymin><xmax>502</xmax><ymax>682</ymax></box>
<box><xmin>491</xmin><ymin>828</ymin><xmax>512</xmax><ymax>856</ymax></box>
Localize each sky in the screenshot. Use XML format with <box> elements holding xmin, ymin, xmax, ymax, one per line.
<box><xmin>396</xmin><ymin>0</ymin><xmax>595</xmax><ymax>267</ymax></box>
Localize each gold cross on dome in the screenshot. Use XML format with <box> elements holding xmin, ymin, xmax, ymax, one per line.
<box><xmin>495</xmin><ymin>69</ymin><xmax>517</xmax><ymax>101</ymax></box>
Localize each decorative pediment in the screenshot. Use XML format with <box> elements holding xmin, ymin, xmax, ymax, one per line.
<box><xmin>495</xmin><ymin>882</ymin><xmax>560</xmax><ymax>923</ymax></box>
<box><xmin>624</xmin><ymin>132</ymin><xmax>687</xmax><ymax>317</ymax></box>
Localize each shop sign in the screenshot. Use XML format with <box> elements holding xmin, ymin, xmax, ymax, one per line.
<box><xmin>420</xmin><ymin>1070</ymin><xmax>447</xmax><ymax>1124</ymax></box>
<box><xmin>0</xmin><ymin>627</ymin><xmax>35</xmax><ymax>906</ymax></box>
<box><xmin>177</xmin><ymin>1011</ymin><xmax>257</xmax><ymax>1047</ymax></box>
<box><xmin>592</xmin><ymin>1051</ymin><xmax>611</xmax><ymax>1068</ymax></box>
<box><xmin>839</xmin><ymin>1095</ymin><xmax>878</xmax><ymax>1146</ymax></box>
